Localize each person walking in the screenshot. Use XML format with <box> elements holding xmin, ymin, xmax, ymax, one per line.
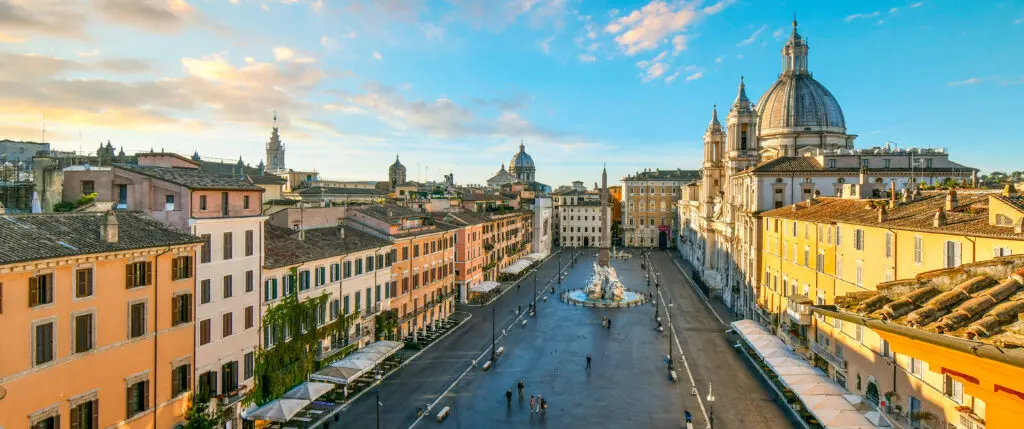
<box><xmin>586</xmin><ymin>354</ymin><xmax>592</xmax><ymax>370</ymax></box>
<box><xmin>536</xmin><ymin>394</ymin><xmax>543</xmax><ymax>413</ymax></box>
<box><xmin>607</xmin><ymin>318</ymin><xmax>612</xmax><ymax>329</ymax></box>
<box><xmin>529</xmin><ymin>395</ymin><xmax>536</xmax><ymax>413</ymax></box>
<box><xmin>541</xmin><ymin>397</ymin><xmax>548</xmax><ymax>415</ymax></box>
<box><xmin>506</xmin><ymin>389</ymin><xmax>513</xmax><ymax>407</ymax></box>
<box><xmin>518</xmin><ymin>379</ymin><xmax>525</xmax><ymax>397</ymax></box>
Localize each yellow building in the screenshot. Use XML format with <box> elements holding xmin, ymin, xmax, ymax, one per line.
<box><xmin>0</xmin><ymin>211</ymin><xmax>202</xmax><ymax>429</ymax></box>
<box><xmin>759</xmin><ymin>187</ymin><xmax>1024</xmax><ymax>428</ymax></box>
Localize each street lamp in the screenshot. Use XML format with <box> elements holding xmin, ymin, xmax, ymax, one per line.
<box><xmin>557</xmin><ymin>252</ymin><xmax>562</xmax><ymax>284</ymax></box>
<box><xmin>491</xmin><ymin>306</ymin><xmax>497</xmax><ymax>361</ymax></box>
<box><xmin>667</xmin><ymin>301</ymin><xmax>675</xmax><ymax>373</ymax></box>
<box><xmin>375</xmin><ymin>369</ymin><xmax>383</xmax><ymax>429</ymax></box>
<box><xmin>533</xmin><ymin>272</ymin><xmax>538</xmax><ymax>316</ymax></box>
<box><xmin>706</xmin><ymin>383</ymin><xmax>715</xmax><ymax>429</ymax></box>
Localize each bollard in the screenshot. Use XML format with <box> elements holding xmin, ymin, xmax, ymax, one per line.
<box><xmin>669</xmin><ymin>370</ymin><xmax>678</xmax><ymax>382</ymax></box>
<box><xmin>482</xmin><ymin>360</ymin><xmax>493</xmax><ymax>371</ymax></box>
<box><xmin>436</xmin><ymin>406</ymin><xmax>451</xmax><ymax>422</ymax></box>
<box><xmin>496</xmin><ymin>346</ymin><xmax>505</xmax><ymax>357</ymax></box>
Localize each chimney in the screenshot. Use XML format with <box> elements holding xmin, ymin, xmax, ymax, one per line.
<box><xmin>338</xmin><ymin>220</ymin><xmax>346</xmax><ymax>239</ymax></box>
<box><xmin>100</xmin><ymin>210</ymin><xmax>119</xmax><ymax>243</ymax></box>
<box><xmin>945</xmin><ymin>189</ymin><xmax>958</xmax><ymax>211</ymax></box>
<box><xmin>387</xmin><ymin>208</ymin><xmax>393</xmax><ymax>217</ymax></box>
<box><xmin>877</xmin><ymin>205</ymin><xmax>888</xmax><ymax>222</ymax></box>
<box><xmin>912</xmin><ymin>185</ymin><xmax>922</xmax><ymax>199</ymax></box>
<box><xmin>298</xmin><ymin>229</ymin><xmax>306</xmax><ymax>241</ymax></box>
<box><xmin>1004</xmin><ymin>184</ymin><xmax>1017</xmax><ymax>197</ymax></box>
<box><xmin>889</xmin><ymin>182</ymin><xmax>898</xmax><ymax>205</ymax></box>
<box><xmin>1015</xmin><ymin>217</ymin><xmax>1024</xmax><ymax>234</ymax></box>
<box><xmin>901</xmin><ymin>187</ymin><xmax>911</xmax><ymax>203</ymax></box>
<box><xmin>933</xmin><ymin>207</ymin><xmax>947</xmax><ymax>227</ymax></box>
<box><xmin>813</xmin><ymin>189</ymin><xmax>821</xmax><ymax>199</ymax></box>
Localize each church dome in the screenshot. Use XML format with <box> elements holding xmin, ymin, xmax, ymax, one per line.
<box><xmin>389</xmin><ymin>155</ymin><xmax>406</xmax><ymax>175</ymax></box>
<box><xmin>755</xmin><ymin>19</ymin><xmax>846</xmax><ymax>138</ymax></box>
<box><xmin>509</xmin><ymin>142</ymin><xmax>535</xmax><ymax>170</ymax></box>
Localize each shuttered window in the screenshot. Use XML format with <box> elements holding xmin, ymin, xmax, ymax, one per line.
<box><xmin>171</xmin><ymin>256</ymin><xmax>193</xmax><ymax>280</ymax></box>
<box><xmin>244</xmin><ymin>306</ymin><xmax>254</xmax><ymax>329</ymax></box>
<box><xmin>199</xmin><ymin>319</ymin><xmax>211</xmax><ymax>345</ymax></box>
<box><xmin>125</xmin><ymin>262</ymin><xmax>152</xmax><ymax>288</ymax></box>
<box><xmin>200</xmin><ymin>234</ymin><xmax>212</xmax><ymax>263</ymax></box>
<box><xmin>172</xmin><ymin>294</ymin><xmax>193</xmax><ymax>326</ymax></box>
<box><xmin>245</xmin><ymin>229</ymin><xmax>254</xmax><ymax>256</ymax></box>
<box><xmin>129</xmin><ymin>302</ymin><xmax>146</xmax><ymax>338</ymax></box>
<box><xmin>172</xmin><ymin>364</ymin><xmax>191</xmax><ymax>397</ymax></box>
<box><xmin>245</xmin><ymin>270</ymin><xmax>254</xmax><ymax>292</ymax></box>
<box><xmin>76</xmin><ymin>269</ymin><xmax>94</xmax><ymax>297</ymax></box>
<box><xmin>222</xmin><ymin>313</ymin><xmax>233</xmax><ymax>337</ymax></box>
<box><xmin>34</xmin><ymin>322</ymin><xmax>54</xmax><ymax>365</ymax></box>
<box><xmin>70</xmin><ymin>399</ymin><xmax>99</xmax><ymax>429</ymax></box>
<box><xmin>74</xmin><ymin>314</ymin><xmax>94</xmax><ymax>353</ymax></box>
<box><xmin>223</xmin><ymin>232</ymin><xmax>233</xmax><ymax>260</ymax></box>
<box><xmin>126</xmin><ymin>380</ymin><xmax>149</xmax><ymax>417</ymax></box>
<box><xmin>29</xmin><ymin>274</ymin><xmax>54</xmax><ymax>307</ymax></box>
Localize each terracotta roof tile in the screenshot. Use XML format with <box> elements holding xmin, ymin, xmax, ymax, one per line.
<box><xmin>264</xmin><ymin>224</ymin><xmax>391</xmax><ymax>269</ymax></box>
<box><xmin>117</xmin><ymin>165</ymin><xmax>263</xmax><ymax>191</ymax></box>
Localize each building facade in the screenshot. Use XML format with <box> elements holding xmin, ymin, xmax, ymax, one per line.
<box><xmin>622</xmin><ymin>169</ymin><xmax>699</xmax><ymax>248</ymax></box>
<box><xmin>678</xmin><ymin>19</ymin><xmax>976</xmax><ymax>318</ymax></box>
<box><xmin>438</xmin><ymin>212</ymin><xmax>487</xmax><ymax>303</ymax></box>
<box><xmin>347</xmin><ymin>205</ymin><xmax>457</xmax><ymax>339</ymax></box>
<box><xmin>556</xmin><ymin>189</ymin><xmax>610</xmax><ymax>248</ymax></box>
<box><xmin>0</xmin><ymin>212</ymin><xmax>202</xmax><ymax>429</ymax></box>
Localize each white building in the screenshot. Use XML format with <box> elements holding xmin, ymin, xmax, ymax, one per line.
<box><xmin>556</xmin><ymin>192</ymin><xmax>610</xmax><ymax>248</ymax></box>
<box><xmin>677</xmin><ymin>19</ymin><xmax>977</xmax><ymax>317</ymax></box>
<box><xmin>532</xmin><ymin>196</ymin><xmax>553</xmax><ymax>254</ymax></box>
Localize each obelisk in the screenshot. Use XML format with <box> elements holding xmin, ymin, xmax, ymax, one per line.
<box><xmin>598</xmin><ymin>164</ymin><xmax>610</xmax><ymax>267</ymax></box>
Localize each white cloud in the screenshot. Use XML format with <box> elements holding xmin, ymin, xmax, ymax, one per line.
<box><xmin>888</xmin><ymin>7</ymin><xmax>899</xmax><ymax>14</ymax></box>
<box><xmin>771</xmin><ymin>27</ymin><xmax>785</xmax><ymax>38</ymax></box>
<box><xmin>845</xmin><ymin>11</ymin><xmax>881</xmax><ymax>22</ymax></box>
<box><xmin>664</xmin><ymin>71</ymin><xmax>679</xmax><ymax>83</ymax></box>
<box><xmin>423</xmin><ymin>23</ymin><xmax>445</xmax><ymax>41</ymax></box>
<box><xmin>736</xmin><ymin>54</ymin><xmax>743</xmax><ymax>60</ymax></box>
<box><xmin>604</xmin><ymin>0</ymin><xmax>732</xmax><ymax>55</ymax></box>
<box><xmin>343</xmin><ymin>29</ymin><xmax>357</xmax><ymax>38</ymax></box>
<box><xmin>77</xmin><ymin>49</ymin><xmax>100</xmax><ymax>57</ymax></box>
<box><xmin>273</xmin><ymin>47</ymin><xmax>294</xmax><ymax>61</ymax></box>
<box><xmin>714</xmin><ymin>56</ymin><xmax>722</xmax><ymax>63</ymax></box>
<box><xmin>672</xmin><ymin>35</ymin><xmax>687</xmax><ymax>55</ymax></box>
<box><xmin>320</xmin><ymin>35</ymin><xmax>337</xmax><ymax>49</ymax></box>
<box><xmin>311</xmin><ymin>0</ymin><xmax>323</xmax><ymax>14</ymax></box>
<box><xmin>324</xmin><ymin>104</ymin><xmax>367</xmax><ymax>115</ymax></box>
<box><xmin>737</xmin><ymin>24</ymin><xmax>766</xmax><ymax>46</ymax></box>
<box><xmin>684</xmin><ymin>64</ymin><xmax>697</xmax><ymax>71</ymax></box>
<box><xmin>578</xmin><ymin>53</ymin><xmax>597</xmax><ymax>63</ymax></box>
<box><xmin>643</xmin><ymin>62</ymin><xmax>668</xmax><ymax>81</ymax></box>
<box><xmin>1014</xmin><ymin>16</ymin><xmax>1024</xmax><ymax>25</ymax></box>
<box><xmin>909</xmin><ymin>2</ymin><xmax>923</xmax><ymax>8</ymax></box>
<box><xmin>373</xmin><ymin>51</ymin><xmax>382</xmax><ymax>61</ymax></box>
<box><xmin>948</xmin><ymin>77</ymin><xmax>981</xmax><ymax>86</ymax></box>
<box><xmin>540</xmin><ymin>36</ymin><xmax>555</xmax><ymax>54</ymax></box>
<box><xmin>685</xmin><ymin>71</ymin><xmax>703</xmax><ymax>81</ymax></box>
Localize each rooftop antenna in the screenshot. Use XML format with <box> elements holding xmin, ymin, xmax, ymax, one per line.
<box><xmin>41</xmin><ymin>112</ymin><xmax>46</xmax><ymax>144</ymax></box>
<box><xmin>79</xmin><ymin>129</ymin><xmax>83</xmax><ymax>156</ymax></box>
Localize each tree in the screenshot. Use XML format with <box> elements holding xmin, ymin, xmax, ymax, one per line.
<box><xmin>184</xmin><ymin>388</ymin><xmax>221</xmax><ymax>429</ymax></box>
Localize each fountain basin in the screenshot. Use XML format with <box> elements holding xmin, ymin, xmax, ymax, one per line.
<box><xmin>561</xmin><ymin>288</ymin><xmax>647</xmax><ymax>308</ymax></box>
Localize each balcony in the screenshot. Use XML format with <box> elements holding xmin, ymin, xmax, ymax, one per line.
<box><xmin>786</xmin><ymin>295</ymin><xmax>813</xmax><ymax>325</ymax></box>
<box><xmin>810</xmin><ymin>341</ymin><xmax>847</xmax><ymax>370</ymax></box>
<box><xmin>361</xmin><ymin>302</ymin><xmax>382</xmax><ymax>320</ymax></box>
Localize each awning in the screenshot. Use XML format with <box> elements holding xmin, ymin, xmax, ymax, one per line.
<box><xmin>500</xmin><ymin>259</ymin><xmax>533</xmax><ymax>275</ymax></box>
<box><xmin>281</xmin><ymin>382</ymin><xmax>334</xmax><ymax>401</ymax></box>
<box><xmin>470</xmin><ymin>281</ymin><xmax>501</xmax><ymax>294</ymax></box>
<box><xmin>310</xmin><ymin>340</ymin><xmax>403</xmax><ymax>385</ymax></box>
<box><xmin>523</xmin><ymin>252</ymin><xmax>547</xmax><ymax>262</ymax></box>
<box><xmin>241</xmin><ymin>398</ymin><xmax>309</xmax><ymax>422</ymax></box>
<box><xmin>731</xmin><ymin>320</ymin><xmax>884</xmax><ymax>429</ymax></box>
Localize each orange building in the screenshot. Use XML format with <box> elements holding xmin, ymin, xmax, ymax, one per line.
<box><xmin>816</xmin><ymin>256</ymin><xmax>1024</xmax><ymax>429</ymax></box>
<box><xmin>434</xmin><ymin>212</ymin><xmax>487</xmax><ymax>303</ymax></box>
<box><xmin>0</xmin><ymin>211</ymin><xmax>202</xmax><ymax>429</ymax></box>
<box><xmin>347</xmin><ymin>205</ymin><xmax>457</xmax><ymax>339</ymax></box>
<box><xmin>608</xmin><ymin>185</ymin><xmax>622</xmax><ymax>223</ymax></box>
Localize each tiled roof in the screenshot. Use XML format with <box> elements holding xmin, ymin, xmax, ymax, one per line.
<box><xmin>761</xmin><ymin>191</ymin><xmax>1024</xmax><ymax>240</ymax></box>
<box><xmin>247</xmin><ymin>174</ymin><xmax>286</xmax><ymax>185</ymax></box>
<box><xmin>462</xmin><ymin>193</ymin><xmax>510</xmax><ymax>202</ymax></box>
<box><xmin>994</xmin><ymin>194</ymin><xmax>1024</xmax><ymax>212</ymax></box>
<box><xmin>294</xmin><ymin>186</ymin><xmax>384</xmax><ymax>196</ymax></box>
<box><xmin>624</xmin><ymin>169</ymin><xmax>701</xmax><ymax>181</ymax></box>
<box><xmin>0</xmin><ymin>212</ymin><xmax>202</xmax><ymax>265</ymax></box>
<box><xmin>198</xmin><ymin>159</ymin><xmax>261</xmax><ymax>176</ymax></box>
<box><xmin>747</xmin><ymin>156</ymin><xmax>822</xmax><ymax>173</ymax></box>
<box><xmin>357</xmin><ymin>204</ymin><xmax>424</xmax><ymax>221</ymax></box>
<box><xmin>264</xmin><ymin>224</ymin><xmax>391</xmax><ymax>269</ymax></box>
<box><xmin>833</xmin><ymin>256</ymin><xmax>1024</xmax><ymax>349</ymax></box>
<box><xmin>117</xmin><ymin>165</ymin><xmax>263</xmax><ymax>191</ymax></box>
<box><xmin>552</xmin><ymin>189</ymin><xmax>588</xmax><ymax>196</ymax></box>
<box><xmin>264</xmin><ymin>198</ymin><xmax>299</xmax><ymax>206</ymax></box>
<box><xmin>433</xmin><ymin>211</ymin><xmax>491</xmax><ymax>226</ymax></box>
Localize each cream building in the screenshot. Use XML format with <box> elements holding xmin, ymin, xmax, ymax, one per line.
<box><xmin>677</xmin><ymin>19</ymin><xmax>976</xmax><ymax>318</ymax></box>
<box><xmin>622</xmin><ymin>168</ymin><xmax>700</xmax><ymax>248</ymax></box>
<box><xmin>556</xmin><ymin>188</ymin><xmax>610</xmax><ymax>248</ymax></box>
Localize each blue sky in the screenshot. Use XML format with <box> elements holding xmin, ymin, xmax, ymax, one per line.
<box><xmin>1</xmin><ymin>0</ymin><xmax>1022</xmax><ymax>186</ymax></box>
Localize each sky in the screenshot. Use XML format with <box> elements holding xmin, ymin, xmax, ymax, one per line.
<box><xmin>1</xmin><ymin>0</ymin><xmax>1022</xmax><ymax>187</ymax></box>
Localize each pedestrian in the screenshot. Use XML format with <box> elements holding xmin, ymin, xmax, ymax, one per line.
<box><xmin>586</xmin><ymin>354</ymin><xmax>592</xmax><ymax>370</ymax></box>
<box><xmin>518</xmin><ymin>379</ymin><xmax>525</xmax><ymax>397</ymax></box>
<box><xmin>529</xmin><ymin>395</ymin><xmax>536</xmax><ymax>413</ymax></box>
<box><xmin>541</xmin><ymin>398</ymin><xmax>548</xmax><ymax>414</ymax></box>
<box><xmin>536</xmin><ymin>394</ymin><xmax>543</xmax><ymax>413</ymax></box>
<box><xmin>606</xmin><ymin>318</ymin><xmax>611</xmax><ymax>329</ymax></box>
<box><xmin>506</xmin><ymin>388</ymin><xmax>512</xmax><ymax>406</ymax></box>
<box><xmin>601</xmin><ymin>316</ymin><xmax>607</xmax><ymax>327</ymax></box>
<box><xmin>518</xmin><ymin>304</ymin><xmax>521</xmax><ymax>314</ymax></box>
<box><xmin>517</xmin><ymin>283</ymin><xmax>521</xmax><ymax>292</ymax></box>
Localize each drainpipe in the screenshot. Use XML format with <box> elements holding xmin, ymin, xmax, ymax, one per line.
<box><xmin>153</xmin><ymin>245</ymin><xmax>174</xmax><ymax>429</ymax></box>
<box><xmin>887</xmin><ymin>228</ymin><xmax>899</xmax><ymax>280</ymax></box>
<box><xmin>965</xmin><ymin>236</ymin><xmax>977</xmax><ymax>264</ymax></box>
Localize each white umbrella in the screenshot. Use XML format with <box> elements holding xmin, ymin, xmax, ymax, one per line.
<box><xmin>787</xmin><ymin>382</ymin><xmax>849</xmax><ymax>396</ymax></box>
<box><xmin>281</xmin><ymin>382</ymin><xmax>334</xmax><ymax>401</ymax></box>
<box><xmin>242</xmin><ymin>398</ymin><xmax>309</xmax><ymax>422</ymax></box>
<box><xmin>31</xmin><ymin>192</ymin><xmax>41</xmax><ymax>213</ymax></box>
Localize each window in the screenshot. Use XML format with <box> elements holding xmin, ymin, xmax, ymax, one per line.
<box><xmin>71</xmin><ymin>397</ymin><xmax>99</xmax><ymax>429</ymax></box>
<box><xmin>414</xmin><ymin>244</ymin><xmax>420</xmax><ymax>257</ymax></box>
<box><xmin>853</xmin><ymin>229</ymin><xmax>865</xmax><ymax>251</ymax></box>
<box><xmin>244</xmin><ymin>351</ymin><xmax>255</xmax><ymax>380</ymax></box>
<box><xmin>264</xmin><ymin>278</ymin><xmax>278</xmax><ymax>301</ymax></box>
<box><xmin>914</xmin><ymin>236</ymin><xmax>923</xmax><ymax>264</ymax></box>
<box><xmin>200</xmin><ymin>279</ymin><xmax>211</xmax><ymax>304</ymax></box>
<box><xmin>243</xmin><ymin>195</ymin><xmax>250</xmax><ymax>209</ymax></box>
<box><xmin>804</xmin><ymin>247</ymin><xmax>810</xmax><ymax>267</ymax></box>
<box><xmin>73</xmin><ymin>268</ymin><xmax>94</xmax><ymax>298</ymax></box>
<box><xmin>244</xmin><ymin>306</ymin><xmax>254</xmax><ymax>329</ymax></box>
<box><xmin>299</xmin><ymin>270</ymin><xmax>310</xmax><ymax>291</ymax></box>
<box><xmin>165</xmin><ymin>194</ymin><xmax>175</xmax><ymax>211</ymax></box>
<box><xmin>199</xmin><ymin>319</ymin><xmax>211</xmax><ymax>345</ymax></box>
<box><xmin>198</xmin><ymin>371</ymin><xmax>217</xmax><ymax>397</ymax></box>
<box><xmin>172</xmin><ymin>363</ymin><xmax>191</xmax><ymax>397</ymax></box>
<box><xmin>836</xmin><ymin>254</ymin><xmax>843</xmax><ymax>278</ymax></box>
<box><xmin>126</xmin><ymin>379</ymin><xmax>150</xmax><ymax>417</ymax></box>
<box><xmin>885</xmin><ymin>232</ymin><xmax>893</xmax><ymax>258</ymax></box>
<box><xmin>32</xmin><ymin>414</ymin><xmax>60</xmax><ymax>429</ymax></box>
<box><xmin>315</xmin><ymin>266</ymin><xmax>326</xmax><ymax>286</ymax></box>
<box><xmin>171</xmin><ymin>256</ymin><xmax>192</xmax><ymax>281</ymax></box>
<box><xmin>943</xmin><ymin>374</ymin><xmax>964</xmax><ymax>404</ymax></box>
<box><xmin>199</xmin><ymin>194</ymin><xmax>208</xmax><ymax>210</ymax></box>
<box><xmin>82</xmin><ymin>180</ymin><xmax>95</xmax><ymax>195</ymax></box>
<box><xmin>245</xmin><ymin>230</ymin><xmax>254</xmax><ymax>256</ymax></box>
<box><xmin>29</xmin><ymin>273</ymin><xmax>55</xmax><ymax>307</ymax></box>
<box><xmin>402</xmin><ymin>247</ymin><xmax>409</xmax><ymax>260</ymax></box>
<box><xmin>245</xmin><ymin>270</ymin><xmax>254</xmax><ymax>292</ymax></box>
<box><xmin>856</xmin><ymin>261</ymin><xmax>864</xmax><ymax>287</ymax></box>
<box><xmin>910</xmin><ymin>357</ymin><xmax>923</xmax><ymax>377</ymax></box>
<box><xmin>355</xmin><ymin>259</ymin><xmax>363</xmax><ymax>275</ymax></box>
<box><xmin>995</xmin><ymin>247</ymin><xmax>1013</xmax><ymax>257</ymax></box>
<box><xmin>880</xmin><ymin>339</ymin><xmax>893</xmax><ymax>359</ymax></box>
<box><xmin>222</xmin><ymin>361</ymin><xmax>239</xmax><ymax>392</ymax></box>
<box><xmin>855</xmin><ymin>325</ymin><xmax>864</xmax><ymax>343</ymax></box>
<box><xmin>74</xmin><ymin>313</ymin><xmax>95</xmax><ymax>353</ymax></box>
<box><xmin>816</xmin><ymin>252</ymin><xmax>825</xmax><ymax>273</ymax></box>
<box><xmin>331</xmin><ymin>263</ymin><xmax>340</xmax><ymax>281</ymax></box>
<box><xmin>117</xmin><ymin>184</ymin><xmax>128</xmax><ymax>208</ymax></box>
<box><xmin>836</xmin><ymin>226</ymin><xmax>841</xmax><ymax>246</ymax></box>
<box><xmin>376</xmin><ymin>254</ymin><xmax>385</xmax><ymax>270</ymax></box>
<box><xmin>223</xmin><ymin>275</ymin><xmax>233</xmax><ymax>298</ymax></box>
<box><xmin>944</xmin><ymin>240</ymin><xmax>962</xmax><ymax>268</ymax></box>
<box><xmin>129</xmin><ymin>302</ymin><xmax>146</xmax><ymax>338</ymax></box>
<box><xmin>221</xmin><ymin>192</ymin><xmax>229</xmax><ymax>216</ymax></box>
<box><xmin>222</xmin><ymin>312</ymin><xmax>233</xmax><ymax>337</ymax></box>
<box><xmin>343</xmin><ymin>295</ymin><xmax>350</xmax><ymax>314</ymax></box>
<box><xmin>172</xmin><ymin>294</ymin><xmax>192</xmax><ymax>326</ymax></box>
<box><xmin>200</xmin><ymin>234</ymin><xmax>212</xmax><ymax>263</ymax></box>
<box><xmin>126</xmin><ymin>261</ymin><xmax>152</xmax><ymax>288</ymax></box>
<box><xmin>34</xmin><ymin>321</ymin><xmax>55</xmax><ymax>365</ymax></box>
<box><xmin>344</xmin><ymin>261</ymin><xmax>352</xmax><ymax>278</ymax></box>
<box><xmin>223</xmin><ymin>232</ymin><xmax>233</xmax><ymax>260</ymax></box>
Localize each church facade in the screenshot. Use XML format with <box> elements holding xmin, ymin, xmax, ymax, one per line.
<box><xmin>677</xmin><ymin>20</ymin><xmax>977</xmax><ymax>319</ymax></box>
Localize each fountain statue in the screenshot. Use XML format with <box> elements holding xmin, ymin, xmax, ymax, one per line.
<box><xmin>587</xmin><ymin>262</ymin><xmax>625</xmax><ymax>301</ymax></box>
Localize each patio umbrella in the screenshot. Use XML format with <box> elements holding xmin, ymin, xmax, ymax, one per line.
<box><xmin>802</xmin><ymin>395</ymin><xmax>858</xmax><ymax>412</ymax></box>
<box><xmin>787</xmin><ymin>382</ymin><xmax>849</xmax><ymax>396</ymax></box>
<box><xmin>282</xmin><ymin>382</ymin><xmax>334</xmax><ymax>401</ymax></box>
<box><xmin>242</xmin><ymin>398</ymin><xmax>309</xmax><ymax>422</ymax></box>
<box><xmin>819</xmin><ymin>409</ymin><xmax>875</xmax><ymax>427</ymax></box>
<box><xmin>773</xmin><ymin>365</ymin><xmax>824</xmax><ymax>376</ymax></box>
<box><xmin>779</xmin><ymin>374</ymin><xmax>829</xmax><ymax>387</ymax></box>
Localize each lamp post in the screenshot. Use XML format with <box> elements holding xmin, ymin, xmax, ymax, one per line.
<box><xmin>491</xmin><ymin>306</ymin><xmax>496</xmax><ymax>361</ymax></box>
<box><xmin>706</xmin><ymin>383</ymin><xmax>715</xmax><ymax>429</ymax></box>
<box><xmin>667</xmin><ymin>301</ymin><xmax>675</xmax><ymax>373</ymax></box>
<box><xmin>375</xmin><ymin>369</ymin><xmax>383</xmax><ymax>429</ymax></box>
<box><xmin>557</xmin><ymin>252</ymin><xmax>562</xmax><ymax>284</ymax></box>
<box><xmin>533</xmin><ymin>272</ymin><xmax>538</xmax><ymax>316</ymax></box>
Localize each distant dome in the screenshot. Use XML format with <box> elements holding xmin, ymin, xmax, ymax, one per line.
<box><xmin>756</xmin><ymin>19</ymin><xmax>846</xmax><ymax>138</ymax></box>
<box><xmin>389</xmin><ymin>155</ymin><xmax>406</xmax><ymax>175</ymax></box>
<box><xmin>509</xmin><ymin>142</ymin><xmax>534</xmax><ymax>170</ymax></box>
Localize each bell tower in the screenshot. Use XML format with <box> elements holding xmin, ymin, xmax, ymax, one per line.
<box><xmin>726</xmin><ymin>77</ymin><xmax>759</xmax><ymax>173</ymax></box>
<box><xmin>266</xmin><ymin>112</ymin><xmax>286</xmax><ymax>172</ymax></box>
<box><xmin>702</xmin><ymin>105</ymin><xmax>725</xmax><ymax>217</ymax></box>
